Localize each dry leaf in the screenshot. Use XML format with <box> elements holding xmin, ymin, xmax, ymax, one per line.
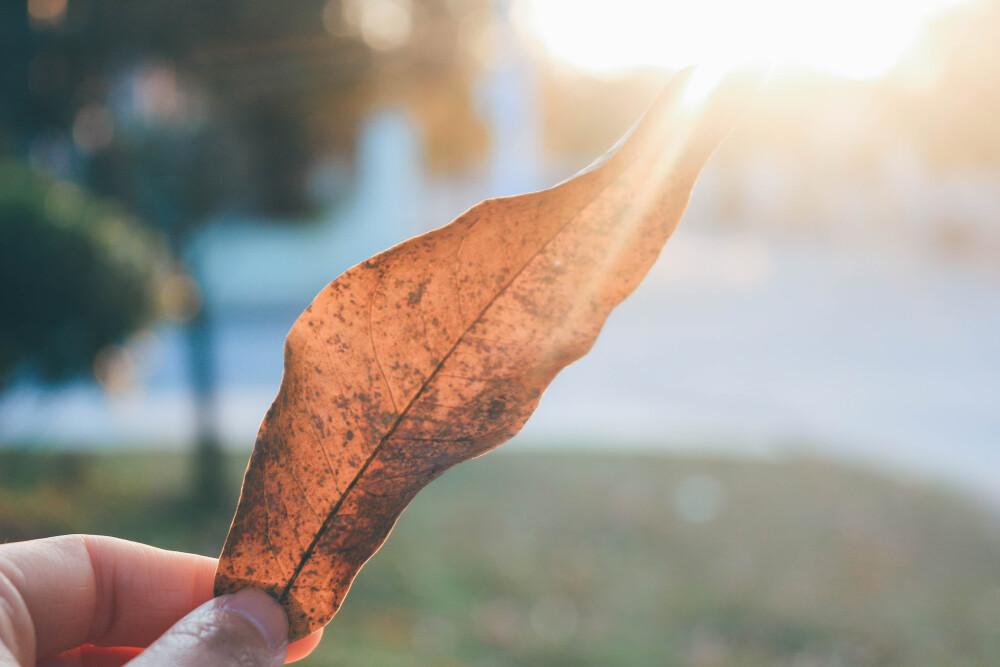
<box><xmin>215</xmin><ymin>69</ymin><xmax>755</xmax><ymax>640</ymax></box>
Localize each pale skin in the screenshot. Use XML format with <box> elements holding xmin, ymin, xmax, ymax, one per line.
<box><xmin>0</xmin><ymin>535</ymin><xmax>322</xmax><ymax>666</ymax></box>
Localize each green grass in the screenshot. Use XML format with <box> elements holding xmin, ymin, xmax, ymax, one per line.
<box><xmin>3</xmin><ymin>447</ymin><xmax>1000</xmax><ymax>665</ymax></box>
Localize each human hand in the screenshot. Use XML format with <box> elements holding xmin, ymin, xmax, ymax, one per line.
<box><xmin>0</xmin><ymin>535</ymin><xmax>323</xmax><ymax>666</ymax></box>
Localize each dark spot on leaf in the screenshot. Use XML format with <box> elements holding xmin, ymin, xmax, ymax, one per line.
<box><xmin>407</xmin><ymin>282</ymin><xmax>426</xmax><ymax>306</ymax></box>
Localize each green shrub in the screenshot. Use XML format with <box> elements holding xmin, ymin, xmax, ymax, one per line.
<box><xmin>0</xmin><ymin>159</ymin><xmax>172</xmax><ymax>388</ymax></box>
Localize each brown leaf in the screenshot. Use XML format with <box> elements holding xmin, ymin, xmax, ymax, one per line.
<box><xmin>214</xmin><ymin>69</ymin><xmax>756</xmax><ymax>641</ymax></box>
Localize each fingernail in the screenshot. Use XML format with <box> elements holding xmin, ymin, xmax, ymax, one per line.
<box><xmin>223</xmin><ymin>588</ymin><xmax>289</xmax><ymax>651</ymax></box>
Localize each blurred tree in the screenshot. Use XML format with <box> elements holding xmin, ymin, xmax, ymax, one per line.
<box><xmin>0</xmin><ymin>0</ymin><xmax>375</xmax><ymax>508</ymax></box>
<box><xmin>0</xmin><ymin>159</ymin><xmax>170</xmax><ymax>391</ymax></box>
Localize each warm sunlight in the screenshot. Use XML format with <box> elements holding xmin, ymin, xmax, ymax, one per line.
<box><xmin>514</xmin><ymin>0</ymin><xmax>974</xmax><ymax>79</ymax></box>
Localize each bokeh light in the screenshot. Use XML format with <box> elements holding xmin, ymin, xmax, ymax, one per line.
<box><xmin>341</xmin><ymin>0</ymin><xmax>414</xmax><ymax>51</ymax></box>
<box><xmin>27</xmin><ymin>0</ymin><xmax>67</xmax><ymax>24</ymax></box>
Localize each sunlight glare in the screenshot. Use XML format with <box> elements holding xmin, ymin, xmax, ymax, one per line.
<box><xmin>514</xmin><ymin>0</ymin><xmax>974</xmax><ymax>79</ymax></box>
<box><xmin>679</xmin><ymin>64</ymin><xmax>732</xmax><ymax>111</ymax></box>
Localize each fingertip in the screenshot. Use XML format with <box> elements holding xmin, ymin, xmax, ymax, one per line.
<box><xmin>285</xmin><ymin>628</ymin><xmax>323</xmax><ymax>663</ymax></box>
<box><xmin>222</xmin><ymin>589</ymin><xmax>289</xmax><ymax>652</ymax></box>
<box><xmin>127</xmin><ymin>592</ymin><xmax>289</xmax><ymax>666</ymax></box>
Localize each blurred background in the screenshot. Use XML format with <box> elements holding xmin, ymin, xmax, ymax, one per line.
<box><xmin>1</xmin><ymin>0</ymin><xmax>999</xmax><ymax>664</ymax></box>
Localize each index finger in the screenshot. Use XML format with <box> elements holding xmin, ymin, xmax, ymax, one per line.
<box><xmin>0</xmin><ymin>535</ymin><xmax>320</xmax><ymax>664</ymax></box>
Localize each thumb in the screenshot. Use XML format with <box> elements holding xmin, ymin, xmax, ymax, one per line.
<box><xmin>127</xmin><ymin>588</ymin><xmax>289</xmax><ymax>667</ymax></box>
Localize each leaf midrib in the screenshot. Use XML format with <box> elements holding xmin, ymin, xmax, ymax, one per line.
<box><xmin>278</xmin><ymin>152</ymin><xmax>644</xmax><ymax>604</ymax></box>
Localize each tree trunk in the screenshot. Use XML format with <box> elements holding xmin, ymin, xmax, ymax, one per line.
<box><xmin>171</xmin><ymin>214</ymin><xmax>226</xmax><ymax>512</ymax></box>
<box><xmin>187</xmin><ymin>288</ymin><xmax>226</xmax><ymax>510</ymax></box>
